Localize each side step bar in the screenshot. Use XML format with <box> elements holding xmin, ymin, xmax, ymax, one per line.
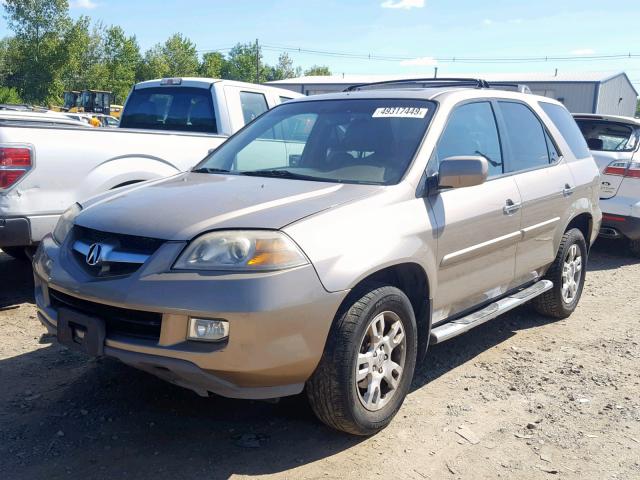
<box><xmin>429</xmin><ymin>280</ymin><xmax>553</xmax><ymax>345</ymax></box>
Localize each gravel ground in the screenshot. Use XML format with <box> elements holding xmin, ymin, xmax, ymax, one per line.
<box><xmin>0</xmin><ymin>242</ymin><xmax>639</xmax><ymax>480</ymax></box>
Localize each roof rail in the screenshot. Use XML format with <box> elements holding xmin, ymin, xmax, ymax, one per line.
<box><xmin>344</xmin><ymin>78</ymin><xmax>492</xmax><ymax>92</ymax></box>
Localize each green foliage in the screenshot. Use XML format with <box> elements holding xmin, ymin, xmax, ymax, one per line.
<box><xmin>0</xmin><ymin>86</ymin><xmax>22</xmax><ymax>104</ymax></box>
<box><xmin>199</xmin><ymin>51</ymin><xmax>226</xmax><ymax>78</ymax></box>
<box><xmin>304</xmin><ymin>65</ymin><xmax>332</xmax><ymax>76</ymax></box>
<box><xmin>636</xmin><ymin>98</ymin><xmax>640</xmax><ymax>117</ymax></box>
<box><xmin>1</xmin><ymin>1</ymin><xmax>324</xmax><ymax>104</ymax></box>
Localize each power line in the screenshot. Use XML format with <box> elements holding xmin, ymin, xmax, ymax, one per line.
<box><xmin>258</xmin><ymin>43</ymin><xmax>640</xmax><ymax>65</ymax></box>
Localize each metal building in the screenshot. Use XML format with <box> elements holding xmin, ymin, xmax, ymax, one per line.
<box><xmin>267</xmin><ymin>71</ymin><xmax>638</xmax><ymax>116</ymax></box>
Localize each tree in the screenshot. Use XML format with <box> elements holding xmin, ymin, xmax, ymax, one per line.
<box><xmin>223</xmin><ymin>42</ymin><xmax>268</xmax><ymax>83</ymax></box>
<box><xmin>3</xmin><ymin>0</ymin><xmax>72</xmax><ymax>102</ymax></box>
<box><xmin>304</xmin><ymin>65</ymin><xmax>332</xmax><ymax>76</ymax></box>
<box><xmin>0</xmin><ymin>86</ymin><xmax>22</xmax><ymax>104</ymax></box>
<box><xmin>267</xmin><ymin>52</ymin><xmax>301</xmax><ymax>81</ymax></box>
<box><xmin>137</xmin><ymin>44</ymin><xmax>169</xmax><ymax>81</ymax></box>
<box><xmin>199</xmin><ymin>51</ymin><xmax>226</xmax><ymax>78</ymax></box>
<box><xmin>162</xmin><ymin>33</ymin><xmax>199</xmax><ymax>77</ymax></box>
<box><xmin>102</xmin><ymin>26</ymin><xmax>140</xmax><ymax>102</ymax></box>
<box><xmin>636</xmin><ymin>98</ymin><xmax>640</xmax><ymax>117</ymax></box>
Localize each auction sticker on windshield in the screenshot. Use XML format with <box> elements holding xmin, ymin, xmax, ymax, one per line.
<box><xmin>372</xmin><ymin>107</ymin><xmax>428</xmax><ymax>118</ymax></box>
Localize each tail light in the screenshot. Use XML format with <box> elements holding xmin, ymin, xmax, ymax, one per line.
<box><xmin>0</xmin><ymin>146</ymin><xmax>32</xmax><ymax>189</ymax></box>
<box><xmin>603</xmin><ymin>160</ymin><xmax>640</xmax><ymax>179</ymax></box>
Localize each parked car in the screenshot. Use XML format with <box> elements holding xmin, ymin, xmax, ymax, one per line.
<box><xmin>573</xmin><ymin>114</ymin><xmax>640</xmax><ymax>256</ymax></box>
<box><xmin>0</xmin><ymin>78</ymin><xmax>300</xmax><ymax>258</ymax></box>
<box><xmin>0</xmin><ymin>109</ymin><xmax>89</xmax><ymax>128</ymax></box>
<box><xmin>33</xmin><ymin>79</ymin><xmax>601</xmax><ymax>435</ymax></box>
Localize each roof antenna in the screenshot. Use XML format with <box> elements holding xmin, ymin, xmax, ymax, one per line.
<box><xmin>554</xmin><ymin>68</ymin><xmax>558</xmax><ymax>77</ymax></box>
<box><xmin>434</xmin><ymin>67</ymin><xmax>438</xmax><ymax>79</ymax></box>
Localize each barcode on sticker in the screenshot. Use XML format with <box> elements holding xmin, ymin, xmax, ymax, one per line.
<box><xmin>372</xmin><ymin>107</ymin><xmax>428</xmax><ymax>118</ymax></box>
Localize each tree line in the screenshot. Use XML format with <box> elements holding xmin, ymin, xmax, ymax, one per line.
<box><xmin>0</xmin><ymin>0</ymin><xmax>331</xmax><ymax>106</ymax></box>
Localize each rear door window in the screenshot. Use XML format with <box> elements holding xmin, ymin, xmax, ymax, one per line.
<box><xmin>540</xmin><ymin>102</ymin><xmax>590</xmax><ymax>159</ymax></box>
<box><xmin>120</xmin><ymin>87</ymin><xmax>217</xmax><ymax>133</ymax></box>
<box><xmin>499</xmin><ymin>102</ymin><xmax>550</xmax><ymax>172</ymax></box>
<box><xmin>434</xmin><ymin>101</ymin><xmax>504</xmax><ymax>177</ymax></box>
<box><xmin>239</xmin><ymin>91</ymin><xmax>268</xmax><ymax>124</ymax></box>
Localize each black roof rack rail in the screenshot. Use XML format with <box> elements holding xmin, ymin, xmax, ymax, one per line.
<box><xmin>344</xmin><ymin>77</ymin><xmax>492</xmax><ymax>92</ymax></box>
<box><xmin>485</xmin><ymin>82</ymin><xmax>532</xmax><ymax>94</ymax></box>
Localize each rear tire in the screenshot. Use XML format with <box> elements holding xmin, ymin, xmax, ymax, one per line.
<box><xmin>306</xmin><ymin>285</ymin><xmax>417</xmax><ymax>436</ymax></box>
<box><xmin>629</xmin><ymin>239</ymin><xmax>640</xmax><ymax>258</ymax></box>
<box><xmin>1</xmin><ymin>247</ymin><xmax>28</xmax><ymax>261</ymax></box>
<box><xmin>532</xmin><ymin>228</ymin><xmax>587</xmax><ymax>319</ymax></box>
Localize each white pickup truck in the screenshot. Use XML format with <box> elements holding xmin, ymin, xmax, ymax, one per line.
<box><xmin>0</xmin><ymin>78</ymin><xmax>300</xmax><ymax>258</ymax></box>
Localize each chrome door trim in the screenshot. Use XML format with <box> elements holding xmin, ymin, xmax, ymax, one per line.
<box><xmin>441</xmin><ymin>230</ymin><xmax>522</xmax><ymax>267</ymax></box>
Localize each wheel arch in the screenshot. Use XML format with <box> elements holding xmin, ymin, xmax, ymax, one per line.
<box><xmin>566</xmin><ymin>212</ymin><xmax>593</xmax><ymax>250</ymax></box>
<box><xmin>334</xmin><ymin>262</ymin><xmax>432</xmax><ymax>361</ymax></box>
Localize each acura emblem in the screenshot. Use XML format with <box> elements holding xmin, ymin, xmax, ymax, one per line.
<box><xmin>86</xmin><ymin>243</ymin><xmax>103</xmax><ymax>266</ymax></box>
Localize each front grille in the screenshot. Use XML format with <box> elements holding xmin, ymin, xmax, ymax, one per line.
<box><xmin>50</xmin><ymin>289</ymin><xmax>162</xmax><ymax>341</ymax></box>
<box><xmin>72</xmin><ymin>226</ymin><xmax>165</xmax><ymax>277</ymax></box>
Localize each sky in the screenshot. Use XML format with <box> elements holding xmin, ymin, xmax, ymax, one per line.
<box><xmin>1</xmin><ymin>0</ymin><xmax>640</xmax><ymax>87</ymax></box>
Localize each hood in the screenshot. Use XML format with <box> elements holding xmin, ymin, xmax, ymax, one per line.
<box><xmin>76</xmin><ymin>172</ymin><xmax>379</xmax><ymax>240</ymax></box>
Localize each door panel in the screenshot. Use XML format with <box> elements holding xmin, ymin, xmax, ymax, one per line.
<box><xmin>431</xmin><ymin>176</ymin><xmax>522</xmax><ymax>322</ymax></box>
<box><xmin>512</xmin><ymin>162</ymin><xmax>574</xmax><ymax>281</ymax></box>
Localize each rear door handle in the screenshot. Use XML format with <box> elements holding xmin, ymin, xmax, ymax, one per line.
<box><xmin>503</xmin><ymin>199</ymin><xmax>521</xmax><ymax>215</ymax></box>
<box><xmin>563</xmin><ymin>184</ymin><xmax>575</xmax><ymax>196</ymax></box>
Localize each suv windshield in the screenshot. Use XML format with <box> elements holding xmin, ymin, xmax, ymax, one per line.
<box><xmin>194</xmin><ymin>99</ymin><xmax>435</xmax><ymax>185</ymax></box>
<box><xmin>120</xmin><ymin>87</ymin><xmax>217</xmax><ymax>133</ymax></box>
<box><xmin>575</xmin><ymin>119</ymin><xmax>637</xmax><ymax>152</ymax></box>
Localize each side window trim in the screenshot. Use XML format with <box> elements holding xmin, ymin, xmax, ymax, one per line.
<box><xmin>428</xmin><ymin>98</ymin><xmax>506</xmax><ymax>179</ymax></box>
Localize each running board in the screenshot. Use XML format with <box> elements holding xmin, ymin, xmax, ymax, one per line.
<box><xmin>429</xmin><ymin>280</ymin><xmax>553</xmax><ymax>345</ymax></box>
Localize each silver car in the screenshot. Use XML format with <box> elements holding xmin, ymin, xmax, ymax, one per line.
<box><xmin>34</xmin><ymin>79</ymin><xmax>601</xmax><ymax>435</ymax></box>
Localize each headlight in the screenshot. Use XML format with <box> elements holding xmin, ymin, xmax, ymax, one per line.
<box><xmin>52</xmin><ymin>203</ymin><xmax>82</xmax><ymax>244</ymax></box>
<box><xmin>173</xmin><ymin>230</ymin><xmax>308</xmax><ymax>271</ymax></box>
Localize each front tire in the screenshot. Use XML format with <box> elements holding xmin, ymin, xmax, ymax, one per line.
<box><xmin>306</xmin><ymin>285</ymin><xmax>417</xmax><ymax>436</ymax></box>
<box><xmin>532</xmin><ymin>228</ymin><xmax>587</xmax><ymax>319</ymax></box>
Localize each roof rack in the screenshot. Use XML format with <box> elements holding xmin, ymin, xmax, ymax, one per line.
<box><xmin>343</xmin><ymin>78</ymin><xmax>531</xmax><ymax>94</ymax></box>
<box><xmin>344</xmin><ymin>78</ymin><xmax>491</xmax><ymax>92</ymax></box>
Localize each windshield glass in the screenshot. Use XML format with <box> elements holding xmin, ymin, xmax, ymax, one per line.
<box><xmin>575</xmin><ymin>119</ymin><xmax>637</xmax><ymax>152</ymax></box>
<box><xmin>194</xmin><ymin>99</ymin><xmax>435</xmax><ymax>185</ymax></box>
<box><xmin>120</xmin><ymin>87</ymin><xmax>217</xmax><ymax>133</ymax></box>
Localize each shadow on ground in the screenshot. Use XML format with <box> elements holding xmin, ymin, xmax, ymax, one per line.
<box><xmin>0</xmin><ymin>248</ymin><xmax>633</xmax><ymax>479</ymax></box>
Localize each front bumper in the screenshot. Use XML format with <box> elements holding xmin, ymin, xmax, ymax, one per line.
<box><xmin>34</xmin><ymin>235</ymin><xmax>348</xmax><ymax>399</ymax></box>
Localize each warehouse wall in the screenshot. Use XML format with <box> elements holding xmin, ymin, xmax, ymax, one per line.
<box><xmin>597</xmin><ymin>76</ymin><xmax>638</xmax><ymax>117</ymax></box>
<box><xmin>526</xmin><ymin>82</ymin><xmax>597</xmax><ymax>113</ymax></box>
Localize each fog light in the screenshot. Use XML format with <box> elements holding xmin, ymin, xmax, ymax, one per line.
<box><xmin>188</xmin><ymin>318</ymin><xmax>229</xmax><ymax>342</ymax></box>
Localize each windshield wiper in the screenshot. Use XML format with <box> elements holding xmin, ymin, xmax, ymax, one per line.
<box><xmin>191</xmin><ymin>167</ymin><xmax>231</xmax><ymax>174</ymax></box>
<box><xmin>240</xmin><ymin>169</ymin><xmax>321</xmax><ymax>181</ymax></box>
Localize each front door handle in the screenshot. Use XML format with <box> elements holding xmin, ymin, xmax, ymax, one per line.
<box><xmin>503</xmin><ymin>199</ymin><xmax>521</xmax><ymax>215</ymax></box>
<box><xmin>563</xmin><ymin>184</ymin><xmax>575</xmax><ymax>196</ymax></box>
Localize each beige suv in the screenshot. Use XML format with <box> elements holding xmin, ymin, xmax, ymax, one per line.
<box><xmin>33</xmin><ymin>79</ymin><xmax>601</xmax><ymax>435</ymax></box>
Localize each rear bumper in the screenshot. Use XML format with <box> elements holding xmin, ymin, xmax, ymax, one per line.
<box><xmin>0</xmin><ymin>214</ymin><xmax>60</xmax><ymax>247</ymax></box>
<box><xmin>0</xmin><ymin>217</ymin><xmax>31</xmax><ymax>247</ymax></box>
<box><xmin>599</xmin><ymin>196</ymin><xmax>640</xmax><ymax>240</ymax></box>
<box><xmin>600</xmin><ymin>214</ymin><xmax>640</xmax><ymax>240</ymax></box>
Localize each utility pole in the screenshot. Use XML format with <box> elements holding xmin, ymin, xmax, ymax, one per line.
<box><xmin>255</xmin><ymin>38</ymin><xmax>260</xmax><ymax>84</ymax></box>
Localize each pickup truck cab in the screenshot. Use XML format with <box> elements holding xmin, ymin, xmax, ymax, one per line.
<box><xmin>573</xmin><ymin>114</ymin><xmax>640</xmax><ymax>256</ymax></box>
<box><xmin>0</xmin><ymin>78</ymin><xmax>300</xmax><ymax>258</ymax></box>
<box><xmin>34</xmin><ymin>79</ymin><xmax>600</xmax><ymax>435</ymax></box>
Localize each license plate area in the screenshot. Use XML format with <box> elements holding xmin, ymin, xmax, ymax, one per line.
<box><xmin>57</xmin><ymin>307</ymin><xmax>106</xmax><ymax>357</ymax></box>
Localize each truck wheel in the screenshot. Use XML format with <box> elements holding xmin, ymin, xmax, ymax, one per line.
<box><xmin>306</xmin><ymin>285</ymin><xmax>417</xmax><ymax>435</ymax></box>
<box><xmin>629</xmin><ymin>239</ymin><xmax>640</xmax><ymax>258</ymax></box>
<box><xmin>532</xmin><ymin>228</ymin><xmax>587</xmax><ymax>319</ymax></box>
<box><xmin>1</xmin><ymin>247</ymin><xmax>28</xmax><ymax>261</ymax></box>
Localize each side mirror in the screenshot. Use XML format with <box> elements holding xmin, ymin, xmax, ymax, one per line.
<box><xmin>438</xmin><ymin>156</ymin><xmax>488</xmax><ymax>189</ymax></box>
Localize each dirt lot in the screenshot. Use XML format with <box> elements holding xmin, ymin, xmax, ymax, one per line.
<box><xmin>0</xmin><ymin>243</ymin><xmax>639</xmax><ymax>480</ymax></box>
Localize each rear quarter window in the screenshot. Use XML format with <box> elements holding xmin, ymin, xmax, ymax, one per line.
<box><xmin>539</xmin><ymin>102</ymin><xmax>590</xmax><ymax>159</ymax></box>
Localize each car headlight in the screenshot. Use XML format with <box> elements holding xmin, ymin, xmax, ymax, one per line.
<box><xmin>173</xmin><ymin>230</ymin><xmax>308</xmax><ymax>271</ymax></box>
<box><xmin>52</xmin><ymin>203</ymin><xmax>82</xmax><ymax>244</ymax></box>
